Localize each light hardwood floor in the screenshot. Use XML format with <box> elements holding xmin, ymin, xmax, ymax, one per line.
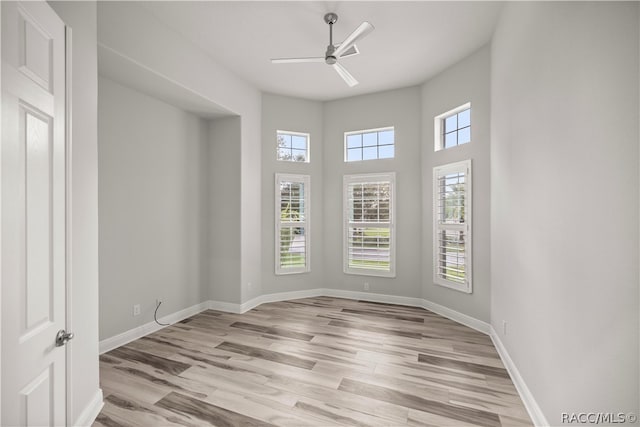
<box><xmin>94</xmin><ymin>297</ymin><xmax>532</xmax><ymax>426</ymax></box>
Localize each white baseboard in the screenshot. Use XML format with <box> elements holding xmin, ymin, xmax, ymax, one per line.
<box><xmin>323</xmin><ymin>288</ymin><xmax>424</xmax><ymax>307</ymax></box>
<box><xmin>73</xmin><ymin>388</ymin><xmax>104</xmax><ymax>427</ymax></box>
<box><xmin>490</xmin><ymin>327</ymin><xmax>549</xmax><ymax>427</ymax></box>
<box><xmin>421</xmin><ymin>299</ymin><xmax>491</xmax><ymax>334</ymax></box>
<box><xmin>99</xmin><ymin>301</ymin><xmax>209</xmax><ymax>354</ymax></box>
<box><xmin>205</xmin><ymin>288</ymin><xmax>491</xmax><ymax>335</ymax></box>
<box><xmin>208</xmin><ymin>299</ymin><xmax>242</xmax><ymax>313</ymax></box>
<box><xmin>321</xmin><ymin>288</ymin><xmax>491</xmax><ymax>335</ymax></box>
<box><xmin>240</xmin><ymin>288</ymin><xmax>325</xmax><ymax>313</ymax></box>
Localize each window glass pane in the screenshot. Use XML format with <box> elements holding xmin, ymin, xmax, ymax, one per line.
<box><xmin>362</xmin><ymin>146</ymin><xmax>377</xmax><ymax>160</ymax></box>
<box><xmin>378</xmin><ymin>200</ymin><xmax>390</xmax><ymax>221</ymax></box>
<box><xmin>445</xmin><ymin>115</ymin><xmax>457</xmax><ymax>133</ymax></box>
<box><xmin>347</xmin><ymin>148</ymin><xmax>362</xmax><ymax>162</ymax></box>
<box><xmin>291</xmin><ymin>135</ymin><xmax>307</xmax><ymax>150</ymax></box>
<box><xmin>378</xmin><ymin>130</ymin><xmax>394</xmax><ymax>145</ymax></box>
<box><xmin>378</xmin><ymin>145</ymin><xmax>394</xmax><ymax>159</ymax></box>
<box><xmin>291</xmin><ymin>149</ymin><xmax>307</xmax><ymax>162</ymax></box>
<box><xmin>348</xmin><ymin>227</ymin><xmax>390</xmax><ymax>271</ymax></box>
<box><xmin>347</xmin><ymin>134</ymin><xmax>362</xmax><ymax>149</ymax></box>
<box><xmin>437</xmin><ymin>106</ymin><xmax>471</xmax><ymax>152</ymax></box>
<box><xmin>278</xmin><ymin>134</ymin><xmax>292</xmax><ymax>148</ymax></box>
<box><xmin>362</xmin><ymin>132</ymin><xmax>377</xmax><ymax>147</ymax></box>
<box><xmin>458</xmin><ymin>109</ymin><xmax>471</xmax><ymax>128</ymax></box>
<box><xmin>445</xmin><ymin>132</ymin><xmax>457</xmax><ymax>148</ymax></box>
<box><xmin>278</xmin><ymin>148</ymin><xmax>292</xmax><ymax>160</ymax></box>
<box><xmin>279</xmin><ymin>226</ymin><xmax>306</xmax><ymax>268</ymax></box>
<box><xmin>345</xmin><ymin>128</ymin><xmax>394</xmax><ymax>162</ymax></box>
<box><xmin>458</xmin><ymin>127</ymin><xmax>471</xmax><ymax>144</ymax></box>
<box><xmin>438</xmin><ymin>173</ymin><xmax>465</xmax><ymax>224</ymax></box>
<box><xmin>278</xmin><ymin>132</ymin><xmax>309</xmax><ymax>162</ymax></box>
<box><xmin>437</xmin><ymin>230</ymin><xmax>465</xmax><ymax>283</ymax></box>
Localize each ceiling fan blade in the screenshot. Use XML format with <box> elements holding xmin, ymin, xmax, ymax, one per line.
<box><xmin>338</xmin><ymin>44</ymin><xmax>359</xmax><ymax>59</ymax></box>
<box><xmin>333</xmin><ymin>22</ymin><xmax>374</xmax><ymax>58</ymax></box>
<box><xmin>271</xmin><ymin>57</ymin><xmax>325</xmax><ymax>64</ymax></box>
<box><xmin>332</xmin><ymin>63</ymin><xmax>358</xmax><ymax>87</ymax></box>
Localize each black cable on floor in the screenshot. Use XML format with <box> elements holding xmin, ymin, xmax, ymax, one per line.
<box><xmin>154</xmin><ymin>300</ymin><xmax>171</xmax><ymax>326</ymax></box>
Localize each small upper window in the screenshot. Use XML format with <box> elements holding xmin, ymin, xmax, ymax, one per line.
<box><xmin>345</xmin><ymin>127</ymin><xmax>394</xmax><ymax>162</ymax></box>
<box><xmin>435</xmin><ymin>103</ymin><xmax>471</xmax><ymax>151</ymax></box>
<box><xmin>277</xmin><ymin>131</ymin><xmax>309</xmax><ymax>162</ymax></box>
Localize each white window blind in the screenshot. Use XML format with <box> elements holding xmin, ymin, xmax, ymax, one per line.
<box><xmin>275</xmin><ymin>174</ymin><xmax>310</xmax><ymax>274</ymax></box>
<box><xmin>433</xmin><ymin>160</ymin><xmax>472</xmax><ymax>292</ymax></box>
<box><xmin>344</xmin><ymin>173</ymin><xmax>395</xmax><ymax>277</ymax></box>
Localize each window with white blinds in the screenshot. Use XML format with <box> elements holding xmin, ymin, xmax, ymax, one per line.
<box><xmin>343</xmin><ymin>173</ymin><xmax>395</xmax><ymax>277</ymax></box>
<box><xmin>275</xmin><ymin>174</ymin><xmax>310</xmax><ymax>275</ymax></box>
<box><xmin>433</xmin><ymin>160</ymin><xmax>472</xmax><ymax>293</ymax></box>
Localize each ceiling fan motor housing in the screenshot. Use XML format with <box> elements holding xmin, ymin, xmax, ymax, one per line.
<box><xmin>325</xmin><ymin>44</ymin><xmax>337</xmax><ymax>64</ymax></box>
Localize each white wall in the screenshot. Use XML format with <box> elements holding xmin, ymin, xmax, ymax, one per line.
<box><xmin>48</xmin><ymin>1</ymin><xmax>101</xmax><ymax>423</ymax></box>
<box><xmin>422</xmin><ymin>45</ymin><xmax>491</xmax><ymax>322</ymax></box>
<box><xmin>209</xmin><ymin>116</ymin><xmax>242</xmax><ymax>303</ymax></box>
<box><xmin>98</xmin><ymin>2</ymin><xmax>262</xmax><ymax>306</ymax></box>
<box><xmin>323</xmin><ymin>87</ymin><xmax>422</xmax><ymax>297</ymax></box>
<box><xmin>491</xmin><ymin>2</ymin><xmax>639</xmax><ymax>422</ymax></box>
<box><xmin>261</xmin><ymin>94</ymin><xmax>324</xmax><ymax>294</ymax></box>
<box><xmin>98</xmin><ymin>77</ymin><xmax>209</xmax><ymax>339</ymax></box>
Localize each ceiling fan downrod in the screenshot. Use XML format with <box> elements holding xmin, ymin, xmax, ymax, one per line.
<box><xmin>324</xmin><ymin>13</ymin><xmax>338</xmax><ymax>65</ymax></box>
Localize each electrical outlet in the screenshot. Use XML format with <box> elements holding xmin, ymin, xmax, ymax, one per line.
<box><xmin>364</xmin><ymin>282</ymin><xmax>370</xmax><ymax>291</ymax></box>
<box><xmin>502</xmin><ymin>320</ymin><xmax>507</xmax><ymax>336</ymax></box>
<box><xmin>133</xmin><ymin>304</ymin><xmax>141</xmax><ymax>316</ymax></box>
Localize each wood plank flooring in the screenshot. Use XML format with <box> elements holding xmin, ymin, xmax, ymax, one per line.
<box><xmin>94</xmin><ymin>297</ymin><xmax>532</xmax><ymax>427</ymax></box>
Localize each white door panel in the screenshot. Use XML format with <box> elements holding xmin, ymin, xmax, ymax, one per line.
<box><xmin>2</xmin><ymin>1</ymin><xmax>67</xmax><ymax>425</ymax></box>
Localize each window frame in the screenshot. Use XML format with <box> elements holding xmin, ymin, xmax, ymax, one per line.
<box><xmin>344</xmin><ymin>126</ymin><xmax>395</xmax><ymax>162</ymax></box>
<box><xmin>433</xmin><ymin>160</ymin><xmax>472</xmax><ymax>293</ymax></box>
<box><xmin>275</xmin><ymin>173</ymin><xmax>311</xmax><ymax>275</ymax></box>
<box><xmin>277</xmin><ymin>130</ymin><xmax>310</xmax><ymax>163</ymax></box>
<box><xmin>434</xmin><ymin>103</ymin><xmax>471</xmax><ymax>151</ymax></box>
<box><xmin>343</xmin><ymin>172</ymin><xmax>396</xmax><ymax>278</ymax></box>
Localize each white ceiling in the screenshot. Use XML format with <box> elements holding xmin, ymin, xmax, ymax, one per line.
<box><xmin>134</xmin><ymin>1</ymin><xmax>504</xmax><ymax>101</ymax></box>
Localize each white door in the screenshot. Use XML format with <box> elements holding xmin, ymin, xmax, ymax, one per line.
<box><xmin>1</xmin><ymin>1</ymin><xmax>68</xmax><ymax>426</ymax></box>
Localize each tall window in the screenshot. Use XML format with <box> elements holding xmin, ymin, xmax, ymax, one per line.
<box><xmin>275</xmin><ymin>174</ymin><xmax>310</xmax><ymax>274</ymax></box>
<box><xmin>345</xmin><ymin>127</ymin><xmax>394</xmax><ymax>162</ymax></box>
<box><xmin>277</xmin><ymin>131</ymin><xmax>309</xmax><ymax>162</ymax></box>
<box><xmin>344</xmin><ymin>173</ymin><xmax>395</xmax><ymax>277</ymax></box>
<box><xmin>434</xmin><ymin>103</ymin><xmax>471</xmax><ymax>151</ymax></box>
<box><xmin>433</xmin><ymin>160</ymin><xmax>472</xmax><ymax>293</ymax></box>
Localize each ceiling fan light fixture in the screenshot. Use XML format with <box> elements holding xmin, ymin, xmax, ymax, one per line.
<box><xmin>271</xmin><ymin>12</ymin><xmax>374</xmax><ymax>87</ymax></box>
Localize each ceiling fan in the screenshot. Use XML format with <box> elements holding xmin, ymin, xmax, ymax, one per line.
<box><xmin>271</xmin><ymin>13</ymin><xmax>374</xmax><ymax>87</ymax></box>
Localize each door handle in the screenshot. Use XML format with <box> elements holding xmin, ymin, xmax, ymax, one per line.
<box><xmin>55</xmin><ymin>329</ymin><xmax>74</xmax><ymax>347</ymax></box>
